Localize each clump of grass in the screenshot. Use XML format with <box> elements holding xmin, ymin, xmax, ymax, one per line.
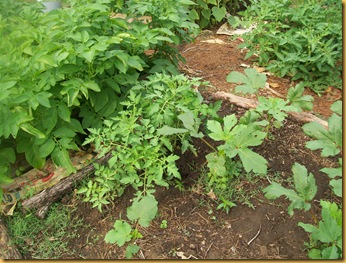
<box><xmin>6</xmin><ymin>203</ymin><xmax>84</xmax><ymax>259</ymax></box>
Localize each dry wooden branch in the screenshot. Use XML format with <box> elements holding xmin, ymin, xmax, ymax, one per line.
<box><xmin>21</xmin><ymin>152</ymin><xmax>113</xmax><ymax>219</ymax></box>
<box><xmin>211</xmin><ymin>91</ymin><xmax>328</xmax><ymax>129</ymax></box>
<box><xmin>0</xmin><ymin>217</ymin><xmax>23</xmax><ymax>259</ymax></box>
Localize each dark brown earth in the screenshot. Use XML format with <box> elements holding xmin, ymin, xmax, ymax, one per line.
<box><xmin>16</xmin><ymin>29</ymin><xmax>342</xmax><ymax>259</ymax></box>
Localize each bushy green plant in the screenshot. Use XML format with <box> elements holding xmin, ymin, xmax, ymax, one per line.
<box><xmin>189</xmin><ymin>0</ymin><xmax>244</xmax><ymax>29</ymax></box>
<box><xmin>0</xmin><ymin>0</ymin><xmax>199</xmax><ymax>198</ymax></box>
<box><xmin>237</xmin><ymin>0</ymin><xmax>342</xmax><ymax>93</ymax></box>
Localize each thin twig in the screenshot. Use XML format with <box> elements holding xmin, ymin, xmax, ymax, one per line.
<box><xmin>247</xmin><ymin>224</ymin><xmax>262</xmax><ymax>246</ymax></box>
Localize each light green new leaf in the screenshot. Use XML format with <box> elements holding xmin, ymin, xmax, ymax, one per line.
<box><xmin>330</xmin><ymin>100</ymin><xmax>342</xmax><ymax>116</ymax></box>
<box><xmin>157</xmin><ymin>125</ymin><xmax>188</xmax><ymax>136</ymax></box>
<box><xmin>303</xmin><ymin>114</ymin><xmax>342</xmax><ymax>156</ymax></box>
<box><xmin>238</xmin><ymin>148</ymin><xmax>267</xmax><ymax>174</ymax></box>
<box><xmin>206</xmin><ymin>152</ymin><xmax>227</xmax><ymax>176</ymax></box>
<box><xmin>127</xmin><ymin>196</ymin><xmax>158</xmax><ymax>227</ymax></box>
<box><xmin>212</xmin><ymin>6</ymin><xmax>227</xmax><ymax>22</ymax></box>
<box><xmin>292</xmin><ymin>162</ymin><xmax>317</xmax><ymax>201</ymax></box>
<box><xmin>104</xmin><ymin>220</ymin><xmax>132</xmax><ymax>246</ymax></box>
<box><xmin>226</xmin><ymin>68</ymin><xmax>267</xmax><ymax>94</ymax></box>
<box><xmin>20</xmin><ymin>123</ymin><xmax>46</xmax><ymax>139</ymax></box>
<box><xmin>207</xmin><ymin>120</ymin><xmax>225</xmax><ymax>141</ymax></box>
<box><xmin>125</xmin><ymin>244</ymin><xmax>140</xmax><ymax>259</ymax></box>
<box><xmin>51</xmin><ymin>147</ymin><xmax>75</xmax><ymax>174</ymax></box>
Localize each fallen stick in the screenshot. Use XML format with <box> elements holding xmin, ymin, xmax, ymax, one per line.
<box><xmin>22</xmin><ymin>152</ymin><xmax>113</xmax><ymax>219</ymax></box>
<box><xmin>211</xmin><ymin>91</ymin><xmax>328</xmax><ymax>129</ymax></box>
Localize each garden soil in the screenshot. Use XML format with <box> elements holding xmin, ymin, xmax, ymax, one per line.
<box><xmin>24</xmin><ymin>31</ymin><xmax>342</xmax><ymax>259</ymax></box>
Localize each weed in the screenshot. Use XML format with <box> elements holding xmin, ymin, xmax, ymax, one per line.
<box><xmin>6</xmin><ymin>204</ymin><xmax>84</xmax><ymax>259</ymax></box>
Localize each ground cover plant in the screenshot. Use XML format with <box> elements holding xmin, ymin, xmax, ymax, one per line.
<box><xmin>1</xmin><ymin>0</ymin><xmax>342</xmax><ymax>260</ymax></box>
<box><xmin>235</xmin><ymin>0</ymin><xmax>342</xmax><ymax>93</ymax></box>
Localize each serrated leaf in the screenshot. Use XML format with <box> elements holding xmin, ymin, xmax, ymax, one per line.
<box><xmin>227</xmin><ymin>69</ymin><xmax>266</xmax><ymax>94</ymax></box>
<box><xmin>105</xmin><ymin>220</ymin><xmax>132</xmax><ymax>246</ymax></box>
<box><xmin>238</xmin><ymin>148</ymin><xmax>267</xmax><ymax>174</ymax></box>
<box><xmin>292</xmin><ymin>162</ymin><xmax>317</xmax><ymax>201</ymax></box>
<box><xmin>329</xmin><ymin>179</ymin><xmax>342</xmax><ymax>197</ymax></box>
<box><xmin>303</xmin><ymin>115</ymin><xmax>342</xmax><ymax>157</ymax></box>
<box><xmin>127</xmin><ymin>196</ymin><xmax>158</xmax><ymax>227</ymax></box>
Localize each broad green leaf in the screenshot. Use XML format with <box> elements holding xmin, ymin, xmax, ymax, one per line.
<box><xmin>1</xmin><ymin>81</ymin><xmax>17</xmax><ymax>90</ymax></box>
<box><xmin>227</xmin><ymin>69</ymin><xmax>267</xmax><ymax>94</ymax></box>
<box><xmin>20</xmin><ymin>123</ymin><xmax>46</xmax><ymax>139</ymax></box>
<box><xmin>265</xmin><ymin>183</ymin><xmax>304</xmax><ymax>215</ymax></box>
<box><xmin>238</xmin><ymin>148</ymin><xmax>267</xmax><ymax>174</ymax></box>
<box><xmin>127</xmin><ymin>196</ymin><xmax>158</xmax><ymax>227</ymax></box>
<box><xmin>287</xmin><ymin>84</ymin><xmax>313</xmax><ymax>111</ymax></box>
<box><xmin>80</xmin><ymin>49</ymin><xmax>95</xmax><ymax>63</ymax></box>
<box><xmin>127</xmin><ymin>57</ymin><xmax>144</xmax><ymax>71</ymax></box>
<box><xmin>104</xmin><ymin>220</ymin><xmax>132</xmax><ymax>246</ymax></box>
<box><xmin>39</xmin><ymin>138</ymin><xmax>56</xmax><ymax>158</ymax></box>
<box><xmin>125</xmin><ymin>244</ymin><xmax>140</xmax><ymax>259</ymax></box>
<box><xmin>0</xmin><ymin>148</ymin><xmax>16</xmax><ymax>165</ymax></box>
<box><xmin>36</xmin><ymin>92</ymin><xmax>52</xmax><ymax>108</ymax></box>
<box><xmin>303</xmin><ymin>114</ymin><xmax>342</xmax><ymax>156</ymax></box>
<box><xmin>53</xmin><ymin>126</ymin><xmax>76</xmax><ymax>138</ymax></box>
<box><xmin>330</xmin><ymin>100</ymin><xmax>342</xmax><ymax>116</ymax></box>
<box><xmin>25</xmin><ymin>145</ymin><xmax>46</xmax><ymax>169</ymax></box>
<box><xmin>57</xmin><ymin>102</ymin><xmax>71</xmax><ymax>122</ymax></box>
<box><xmin>0</xmin><ymin>173</ymin><xmax>13</xmax><ymax>185</ymax></box>
<box><xmin>51</xmin><ymin>147</ymin><xmax>75</xmax><ymax>174</ymax></box>
<box><xmin>212</xmin><ymin>6</ymin><xmax>227</xmax><ymax>22</ymax></box>
<box><xmin>292</xmin><ymin>162</ymin><xmax>317</xmax><ymax>201</ymax></box>
<box><xmin>84</xmin><ymin>81</ymin><xmax>101</xmax><ymax>92</ymax></box>
<box><xmin>157</xmin><ymin>125</ymin><xmax>188</xmax><ymax>136</ymax></box>
<box><xmin>329</xmin><ymin>179</ymin><xmax>342</xmax><ymax>197</ymax></box>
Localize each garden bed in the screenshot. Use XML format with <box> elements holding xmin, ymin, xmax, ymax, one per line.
<box><xmin>6</xmin><ymin>31</ymin><xmax>340</xmax><ymax>260</ymax></box>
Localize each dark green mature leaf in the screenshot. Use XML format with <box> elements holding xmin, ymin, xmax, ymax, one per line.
<box><xmin>127</xmin><ymin>196</ymin><xmax>158</xmax><ymax>227</ymax></box>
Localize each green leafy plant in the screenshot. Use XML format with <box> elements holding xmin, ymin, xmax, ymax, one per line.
<box><xmin>206</xmin><ymin>114</ymin><xmax>268</xmax><ymax>175</ymax></box>
<box><xmin>0</xmin><ymin>0</ymin><xmax>200</xmax><ymax>194</ymax></box>
<box><xmin>189</xmin><ymin>0</ymin><xmax>244</xmax><ymax>29</ymax></box>
<box><xmin>105</xmin><ymin>196</ymin><xmax>158</xmax><ymax>258</ymax></box>
<box><xmin>226</xmin><ymin>68</ymin><xmax>267</xmax><ymax>94</ymax></box>
<box><xmin>263</xmin><ymin>162</ymin><xmax>317</xmax><ymax>216</ymax></box>
<box><xmin>238</xmin><ymin>83</ymin><xmax>313</xmax><ymax>138</ymax></box>
<box><xmin>237</xmin><ymin>0</ymin><xmax>342</xmax><ymax>93</ymax></box>
<box><xmin>216</xmin><ymin>196</ymin><xmax>236</xmax><ymax>214</ymax></box>
<box><xmin>298</xmin><ymin>200</ymin><xmax>342</xmax><ymax>259</ymax></box>
<box><xmin>302</xmin><ymin>100</ymin><xmax>342</xmax><ymax>157</ymax></box>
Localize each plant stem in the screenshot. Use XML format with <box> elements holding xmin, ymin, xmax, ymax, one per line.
<box><xmin>200</xmin><ymin>137</ymin><xmax>217</xmax><ymax>152</ymax></box>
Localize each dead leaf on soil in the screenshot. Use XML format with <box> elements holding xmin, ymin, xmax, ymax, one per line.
<box><xmin>207</xmin><ymin>189</ymin><xmax>217</xmax><ymax>200</ymax></box>
<box><xmin>268</xmin><ymin>82</ymin><xmax>280</xmax><ymax>88</ymax></box>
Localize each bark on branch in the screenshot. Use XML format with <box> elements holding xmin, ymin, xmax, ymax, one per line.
<box><xmin>211</xmin><ymin>91</ymin><xmax>328</xmax><ymax>129</ymax></box>
<box><xmin>21</xmin><ymin>152</ymin><xmax>113</xmax><ymax>219</ymax></box>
